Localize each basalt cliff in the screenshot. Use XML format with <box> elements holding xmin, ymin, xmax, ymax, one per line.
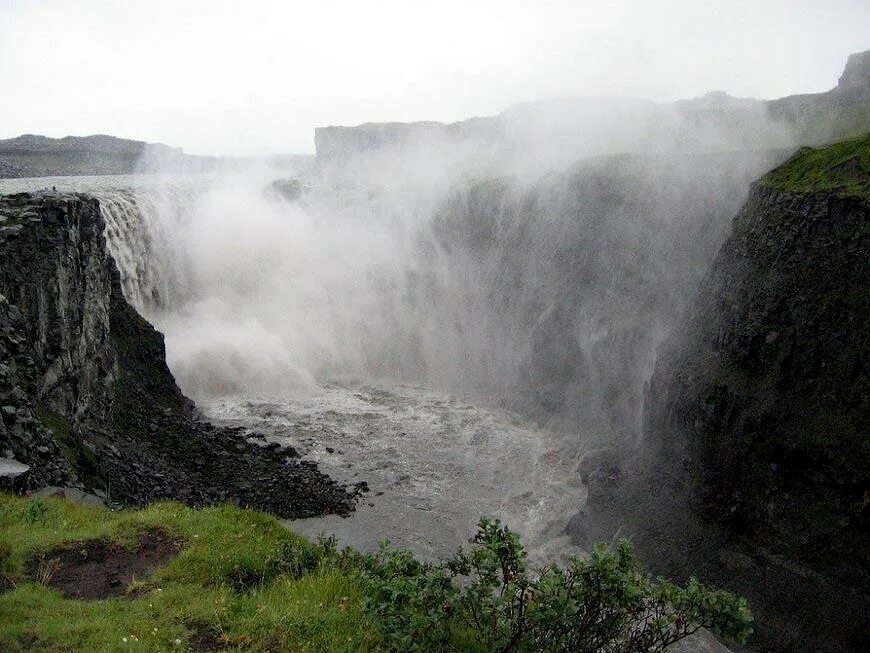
<box><xmin>579</xmin><ymin>136</ymin><xmax>869</xmax><ymax>652</ymax></box>
<box><xmin>0</xmin><ymin>192</ymin><xmax>353</xmax><ymax>517</ymax></box>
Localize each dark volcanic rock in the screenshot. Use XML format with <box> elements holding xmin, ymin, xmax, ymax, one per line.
<box><xmin>621</xmin><ymin>179</ymin><xmax>869</xmax><ymax>651</ymax></box>
<box><xmin>0</xmin><ymin>191</ymin><xmax>353</xmax><ymax>518</ymax></box>
<box><xmin>649</xmin><ymin>186</ymin><xmax>868</xmax><ymax>535</ymax></box>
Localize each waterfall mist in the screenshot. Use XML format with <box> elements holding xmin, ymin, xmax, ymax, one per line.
<box><xmin>78</xmin><ymin>102</ymin><xmax>794</xmax><ymax>448</ymax></box>
<box><xmin>0</xmin><ymin>90</ymin><xmax>806</xmax><ymax>560</ymax></box>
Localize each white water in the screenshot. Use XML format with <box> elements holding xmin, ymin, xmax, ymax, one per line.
<box><xmin>0</xmin><ymin>173</ymin><xmax>591</xmax><ymax>559</ymax></box>
<box><xmin>205</xmin><ymin>384</ymin><xmax>584</xmax><ymax>561</ymax></box>
<box><xmin>0</xmin><ymin>142</ymin><xmax>772</xmax><ymax>561</ymax></box>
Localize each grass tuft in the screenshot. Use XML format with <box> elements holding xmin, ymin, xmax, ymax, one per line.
<box><xmin>759</xmin><ymin>132</ymin><xmax>870</xmax><ymax>198</ymax></box>
<box><xmin>0</xmin><ymin>494</ymin><xmax>377</xmax><ymax>652</ymax></box>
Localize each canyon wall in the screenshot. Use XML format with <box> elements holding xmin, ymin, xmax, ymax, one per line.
<box><xmin>315</xmin><ymin>51</ymin><xmax>870</xmax><ymax>166</ymax></box>
<box><xmin>581</xmin><ymin>136</ymin><xmax>869</xmax><ymax>652</ymax></box>
<box><xmin>0</xmin><ymin>192</ymin><xmax>352</xmax><ymax>517</ymax></box>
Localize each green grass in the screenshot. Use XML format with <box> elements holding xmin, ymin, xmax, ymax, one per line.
<box><xmin>759</xmin><ymin>132</ymin><xmax>870</xmax><ymax>198</ymax></box>
<box><xmin>0</xmin><ymin>494</ymin><xmax>378</xmax><ymax>652</ymax></box>
<box><xmin>0</xmin><ymin>495</ymin><xmax>751</xmax><ymax>652</ymax></box>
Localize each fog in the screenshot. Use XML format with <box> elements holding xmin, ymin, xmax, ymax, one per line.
<box><xmin>1</xmin><ymin>0</ymin><xmax>869</xmax><ymax>154</ymax></box>
<box><xmin>61</xmin><ymin>89</ymin><xmax>785</xmax><ymax>453</ymax></box>
<box><xmin>0</xmin><ymin>0</ymin><xmax>859</xmax><ymax>511</ymax></box>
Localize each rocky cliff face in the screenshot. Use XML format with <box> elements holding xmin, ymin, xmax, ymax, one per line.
<box><xmin>648</xmin><ymin>188</ymin><xmax>868</xmax><ymax>532</ymax></box>
<box><xmin>0</xmin><ymin>192</ymin><xmax>353</xmax><ymax>517</ymax></box>
<box><xmin>767</xmin><ymin>50</ymin><xmax>870</xmax><ymax>144</ymax></box>
<box><xmin>635</xmin><ymin>138</ymin><xmax>869</xmax><ymax>652</ymax></box>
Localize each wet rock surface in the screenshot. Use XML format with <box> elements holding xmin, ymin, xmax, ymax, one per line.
<box><xmin>577</xmin><ymin>184</ymin><xmax>869</xmax><ymax>652</ymax></box>
<box><xmin>0</xmin><ymin>192</ymin><xmax>353</xmax><ymax>518</ymax></box>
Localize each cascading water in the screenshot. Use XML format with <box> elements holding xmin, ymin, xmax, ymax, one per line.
<box><xmin>0</xmin><ymin>142</ymin><xmax>782</xmax><ymax>559</ymax></box>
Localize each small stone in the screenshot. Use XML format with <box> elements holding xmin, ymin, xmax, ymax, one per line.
<box><xmin>354</xmin><ymin>480</ymin><xmax>370</xmax><ymax>493</ymax></box>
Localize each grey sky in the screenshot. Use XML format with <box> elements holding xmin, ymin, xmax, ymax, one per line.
<box><xmin>1</xmin><ymin>0</ymin><xmax>868</xmax><ymax>155</ymax></box>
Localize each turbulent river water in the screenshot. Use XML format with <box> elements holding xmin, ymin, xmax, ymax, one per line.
<box><xmin>0</xmin><ymin>143</ymin><xmax>772</xmax><ymax>565</ymax></box>
<box><xmin>205</xmin><ymin>384</ymin><xmax>584</xmax><ymax>561</ymax></box>
<box><xmin>0</xmin><ymin>173</ymin><xmax>590</xmax><ymax>561</ymax></box>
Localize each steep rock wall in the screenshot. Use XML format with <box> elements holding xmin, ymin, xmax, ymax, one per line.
<box><xmin>0</xmin><ymin>192</ymin><xmax>353</xmax><ymax>517</ymax></box>
<box><xmin>638</xmin><ymin>181</ymin><xmax>868</xmax><ymax>651</ymax></box>
<box><xmin>425</xmin><ymin>151</ymin><xmax>782</xmax><ymax>439</ymax></box>
<box><xmin>648</xmin><ymin>186</ymin><xmax>868</xmax><ymax>531</ymax></box>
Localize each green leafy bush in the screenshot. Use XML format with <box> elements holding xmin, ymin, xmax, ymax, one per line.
<box><xmin>360</xmin><ymin>518</ymin><xmax>752</xmax><ymax>652</ymax></box>
<box><xmin>24</xmin><ymin>498</ymin><xmax>49</xmax><ymax>524</ymax></box>
<box><xmin>271</xmin><ymin>533</ymin><xmax>341</xmax><ymax>579</ymax></box>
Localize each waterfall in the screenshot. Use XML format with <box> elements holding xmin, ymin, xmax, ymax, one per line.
<box><xmin>99</xmin><ymin>189</ymin><xmax>168</xmax><ymax>315</ymax></box>
<box><xmin>72</xmin><ymin>145</ymin><xmax>780</xmax><ymax>448</ymax></box>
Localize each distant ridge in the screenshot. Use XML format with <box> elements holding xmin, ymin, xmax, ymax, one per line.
<box><xmin>0</xmin><ymin>134</ymin><xmax>314</xmax><ymax>179</ymax></box>
<box><xmin>0</xmin><ymin>133</ymin><xmax>178</xmax><ymax>155</ymax></box>
<box><xmin>315</xmin><ymin>50</ymin><xmax>870</xmax><ymax>160</ymax></box>
<box><xmin>0</xmin><ymin>133</ymin><xmax>210</xmax><ymax>178</ymax></box>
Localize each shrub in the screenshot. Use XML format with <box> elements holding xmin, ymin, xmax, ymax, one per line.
<box><xmin>271</xmin><ymin>534</ymin><xmax>340</xmax><ymax>580</ymax></box>
<box><xmin>360</xmin><ymin>518</ymin><xmax>752</xmax><ymax>653</ymax></box>
<box><xmin>25</xmin><ymin>498</ymin><xmax>49</xmax><ymax>524</ymax></box>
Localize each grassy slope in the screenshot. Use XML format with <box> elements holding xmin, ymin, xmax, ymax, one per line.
<box><xmin>0</xmin><ymin>494</ymin><xmax>377</xmax><ymax>653</ymax></box>
<box><xmin>759</xmin><ymin>132</ymin><xmax>870</xmax><ymax>198</ymax></box>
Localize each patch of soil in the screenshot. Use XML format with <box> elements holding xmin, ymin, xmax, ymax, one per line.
<box><xmin>187</xmin><ymin>622</ymin><xmax>232</xmax><ymax>652</ymax></box>
<box><xmin>0</xmin><ymin>573</ymin><xmax>15</xmax><ymax>594</ymax></box>
<box><xmin>25</xmin><ymin>528</ymin><xmax>182</xmax><ymax>600</ymax></box>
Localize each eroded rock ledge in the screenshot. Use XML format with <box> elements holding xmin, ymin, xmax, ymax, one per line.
<box><xmin>0</xmin><ymin>192</ymin><xmax>353</xmax><ymax>518</ymax></box>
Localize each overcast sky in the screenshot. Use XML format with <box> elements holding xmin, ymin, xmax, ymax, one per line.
<box><xmin>1</xmin><ymin>0</ymin><xmax>868</xmax><ymax>155</ymax></box>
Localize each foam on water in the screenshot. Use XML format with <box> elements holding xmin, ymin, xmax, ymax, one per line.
<box><xmin>0</xmin><ymin>173</ymin><xmax>590</xmax><ymax>560</ymax></box>
<box><xmin>202</xmin><ymin>382</ymin><xmax>586</xmax><ymax>561</ymax></box>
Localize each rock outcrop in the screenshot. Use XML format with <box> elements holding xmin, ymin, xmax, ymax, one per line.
<box><xmin>606</xmin><ymin>136</ymin><xmax>869</xmax><ymax>652</ymax></box>
<box><xmin>0</xmin><ymin>191</ymin><xmax>353</xmax><ymax>518</ymax></box>
<box><xmin>767</xmin><ymin>50</ymin><xmax>870</xmax><ymax>144</ymax></box>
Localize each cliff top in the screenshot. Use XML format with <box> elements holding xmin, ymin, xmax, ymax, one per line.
<box><xmin>0</xmin><ymin>133</ymin><xmax>180</xmax><ymax>155</ymax></box>
<box><xmin>759</xmin><ymin>132</ymin><xmax>870</xmax><ymax>198</ymax></box>
<box><xmin>838</xmin><ymin>50</ymin><xmax>870</xmax><ymax>92</ymax></box>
